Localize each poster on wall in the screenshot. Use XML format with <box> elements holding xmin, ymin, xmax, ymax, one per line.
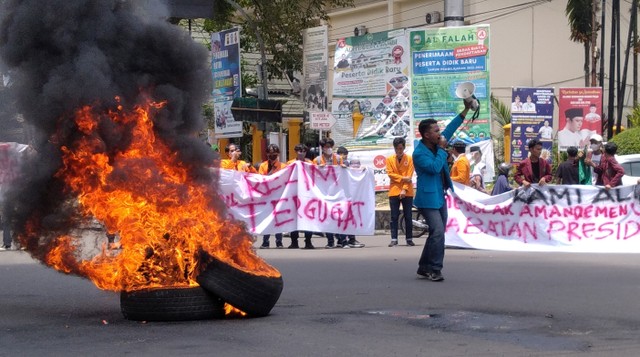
<box><xmin>302</xmin><ymin>25</ymin><xmax>329</xmax><ymax>120</ymax></box>
<box><xmin>557</xmin><ymin>87</ymin><xmax>603</xmax><ymax>152</ymax></box>
<box><xmin>409</xmin><ymin>25</ymin><xmax>491</xmax><ymax>144</ymax></box>
<box><xmin>212</xmin><ymin>28</ymin><xmax>243</xmax><ymax>139</ymax></box>
<box><xmin>510</xmin><ymin>87</ymin><xmax>554</xmax><ymax>164</ymax></box>
<box><xmin>330</xmin><ymin>29</ymin><xmax>411</xmax><ymax>149</ymax></box>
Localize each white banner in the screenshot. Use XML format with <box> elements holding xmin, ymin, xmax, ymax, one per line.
<box><xmin>219</xmin><ymin>161</ymin><xmax>375</xmax><ymax>235</ymax></box>
<box><xmin>447</xmin><ymin>182</ymin><xmax>640</xmax><ymax>253</ymax></box>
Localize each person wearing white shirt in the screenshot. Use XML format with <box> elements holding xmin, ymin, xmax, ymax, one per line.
<box><xmin>587</xmin><ymin>134</ymin><xmax>604</xmax><ymax>185</ymax></box>
<box><xmin>522</xmin><ymin>95</ymin><xmax>536</xmax><ymax>112</ymax></box>
<box><xmin>538</xmin><ymin>120</ymin><xmax>553</xmax><ymax>140</ymax></box>
<box><xmin>511</xmin><ymin>95</ymin><xmax>523</xmax><ymax>112</ymax></box>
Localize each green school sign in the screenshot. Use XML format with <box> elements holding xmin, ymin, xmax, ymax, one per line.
<box><xmin>409</xmin><ymin>25</ymin><xmax>491</xmax><ymax>144</ymax></box>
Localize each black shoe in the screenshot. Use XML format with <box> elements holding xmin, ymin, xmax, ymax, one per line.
<box><xmin>429</xmin><ymin>271</ymin><xmax>444</xmax><ymax>282</ymax></box>
<box><xmin>303</xmin><ymin>244</ymin><xmax>315</xmax><ymax>249</ymax></box>
<box><xmin>288</xmin><ymin>244</ymin><xmax>299</xmax><ymax>249</ymax></box>
<box><xmin>348</xmin><ymin>240</ymin><xmax>365</xmax><ymax>248</ymax></box>
<box><xmin>259</xmin><ymin>245</ymin><xmax>269</xmax><ymax>249</ymax></box>
<box><xmin>406</xmin><ymin>240</ymin><xmax>415</xmax><ymax>246</ymax></box>
<box><xmin>388</xmin><ymin>240</ymin><xmax>398</xmax><ymax>247</ymax></box>
<box><xmin>416</xmin><ymin>269</ymin><xmax>429</xmax><ymax>279</ymax></box>
<box><xmin>276</xmin><ymin>244</ymin><xmax>284</xmax><ymax>249</ymax></box>
<box><xmin>324</xmin><ymin>244</ymin><xmax>334</xmax><ymax>249</ymax></box>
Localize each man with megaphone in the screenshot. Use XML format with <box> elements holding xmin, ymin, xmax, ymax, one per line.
<box><xmin>413</xmin><ymin>99</ymin><xmax>474</xmax><ymax>282</ymax></box>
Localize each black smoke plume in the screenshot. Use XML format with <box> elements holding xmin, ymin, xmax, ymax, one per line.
<box><xmin>0</xmin><ymin>0</ymin><xmax>216</xmax><ymax>257</ymax></box>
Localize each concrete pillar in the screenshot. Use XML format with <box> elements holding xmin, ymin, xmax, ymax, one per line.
<box><xmin>444</xmin><ymin>0</ymin><xmax>465</xmax><ymax>27</ymax></box>
<box><xmin>218</xmin><ymin>138</ymin><xmax>229</xmax><ymax>154</ymax></box>
<box><xmin>503</xmin><ymin>123</ymin><xmax>511</xmax><ymax>163</ymax></box>
<box><xmin>287</xmin><ymin>118</ymin><xmax>303</xmax><ymax>160</ymax></box>
<box><xmin>252</xmin><ymin>124</ymin><xmax>263</xmax><ymax>164</ymax></box>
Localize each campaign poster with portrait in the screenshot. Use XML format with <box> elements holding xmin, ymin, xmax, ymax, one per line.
<box><xmin>330</xmin><ymin>29</ymin><xmax>410</xmax><ymax>149</ymax></box>
<box><xmin>557</xmin><ymin>87</ymin><xmax>603</xmax><ymax>152</ymax></box>
<box><xmin>510</xmin><ymin>87</ymin><xmax>554</xmax><ymax>164</ymax></box>
<box><xmin>409</xmin><ymin>25</ymin><xmax>491</xmax><ymax>144</ymax></box>
<box><xmin>212</xmin><ymin>28</ymin><xmax>242</xmax><ymax>139</ymax></box>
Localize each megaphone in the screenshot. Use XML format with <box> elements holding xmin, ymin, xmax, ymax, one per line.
<box><xmin>455</xmin><ymin>82</ymin><xmax>480</xmax><ymax>112</ymax></box>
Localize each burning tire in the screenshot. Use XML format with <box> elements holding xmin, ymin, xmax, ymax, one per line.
<box><xmin>196</xmin><ymin>256</ymin><xmax>283</xmax><ymax>317</ymax></box>
<box><xmin>120</xmin><ymin>286</ymin><xmax>225</xmax><ymax>321</ymax></box>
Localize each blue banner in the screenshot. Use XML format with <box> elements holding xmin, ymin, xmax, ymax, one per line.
<box><xmin>212</xmin><ymin>28</ymin><xmax>242</xmax><ymax>138</ymax></box>
<box><xmin>510</xmin><ymin>87</ymin><xmax>555</xmax><ymax>164</ymax></box>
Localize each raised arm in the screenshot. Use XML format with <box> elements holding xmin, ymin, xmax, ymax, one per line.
<box><xmin>441</xmin><ymin>103</ymin><xmax>472</xmax><ymax>140</ymax></box>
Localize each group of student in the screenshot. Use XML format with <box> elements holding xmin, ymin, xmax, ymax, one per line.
<box><xmin>218</xmin><ymin>139</ymin><xmax>365</xmax><ymax>250</ymax></box>
<box><xmin>216</xmin><ymin>125</ymin><xmax>627</xmax><ymax>269</ymax></box>
<box><xmin>385</xmin><ymin>131</ymin><xmax>627</xmax><ymax>250</ymax></box>
<box><xmin>499</xmin><ymin>134</ymin><xmax>625</xmax><ymax>194</ymax></box>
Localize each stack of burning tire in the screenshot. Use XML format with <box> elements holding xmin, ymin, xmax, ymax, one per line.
<box><xmin>120</xmin><ymin>255</ymin><xmax>284</xmax><ymax>321</ymax></box>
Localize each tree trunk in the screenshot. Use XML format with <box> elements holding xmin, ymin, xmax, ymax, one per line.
<box><xmin>584</xmin><ymin>42</ymin><xmax>590</xmax><ymax>87</ymax></box>
<box><xmin>590</xmin><ymin>0</ymin><xmax>598</xmax><ymax>87</ymax></box>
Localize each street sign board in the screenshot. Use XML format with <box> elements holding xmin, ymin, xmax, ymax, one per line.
<box><xmin>309</xmin><ymin>111</ymin><xmax>336</xmax><ymax>129</ymax></box>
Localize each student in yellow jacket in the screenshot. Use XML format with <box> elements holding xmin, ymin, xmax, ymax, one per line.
<box><xmin>449</xmin><ymin>141</ymin><xmax>470</xmax><ymax>185</ymax></box>
<box><xmin>259</xmin><ymin>144</ymin><xmax>287</xmax><ymax>249</ymax></box>
<box><xmin>220</xmin><ymin>143</ymin><xmax>257</xmax><ymax>173</ymax></box>
<box><xmin>386</xmin><ymin>137</ymin><xmax>415</xmax><ymax>247</ymax></box>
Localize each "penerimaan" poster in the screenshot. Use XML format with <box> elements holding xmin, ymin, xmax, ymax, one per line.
<box><xmin>409</xmin><ymin>25</ymin><xmax>491</xmax><ymax>145</ymax></box>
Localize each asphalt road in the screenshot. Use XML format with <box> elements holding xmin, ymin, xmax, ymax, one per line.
<box><xmin>1</xmin><ymin>235</ymin><xmax>639</xmax><ymax>356</ymax></box>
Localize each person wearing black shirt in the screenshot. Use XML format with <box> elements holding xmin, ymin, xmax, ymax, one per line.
<box><xmin>555</xmin><ymin>146</ymin><xmax>580</xmax><ymax>185</ymax></box>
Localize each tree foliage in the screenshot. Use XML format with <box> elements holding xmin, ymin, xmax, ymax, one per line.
<box><xmin>490</xmin><ymin>92</ymin><xmax>511</xmax><ymax>127</ymax></box>
<box><xmin>490</xmin><ymin>93</ymin><xmax>511</xmax><ymax>163</ymax></box>
<box><xmin>626</xmin><ymin>102</ymin><xmax>640</xmax><ymax>128</ymax></box>
<box><xmin>609</xmin><ymin>127</ymin><xmax>640</xmax><ymax>155</ymax></box>
<box><xmin>202</xmin><ymin>0</ymin><xmax>354</xmax><ymax>80</ymax></box>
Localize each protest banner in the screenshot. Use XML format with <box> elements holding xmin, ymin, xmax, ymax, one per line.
<box><xmin>447</xmin><ymin>182</ymin><xmax>640</xmax><ymax>253</ymax></box>
<box><xmin>219</xmin><ymin>161</ymin><xmax>375</xmax><ymax>235</ymax></box>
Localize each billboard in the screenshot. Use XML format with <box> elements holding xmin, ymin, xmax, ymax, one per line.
<box><xmin>331</xmin><ymin>29</ymin><xmax>411</xmax><ymax>148</ymax></box>
<box><xmin>212</xmin><ymin>28</ymin><xmax>242</xmax><ymax>139</ymax></box>
<box><xmin>510</xmin><ymin>87</ymin><xmax>554</xmax><ymax>163</ymax></box>
<box><xmin>557</xmin><ymin>87</ymin><xmax>603</xmax><ymax>152</ymax></box>
<box><xmin>302</xmin><ymin>25</ymin><xmax>329</xmax><ymax>120</ymax></box>
<box><xmin>409</xmin><ymin>25</ymin><xmax>491</xmax><ymax>144</ymax></box>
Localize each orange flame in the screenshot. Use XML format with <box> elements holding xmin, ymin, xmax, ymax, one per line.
<box><xmin>224</xmin><ymin>303</ymin><xmax>248</xmax><ymax>317</ymax></box>
<box><xmin>38</xmin><ymin>98</ymin><xmax>279</xmax><ymax>292</ymax></box>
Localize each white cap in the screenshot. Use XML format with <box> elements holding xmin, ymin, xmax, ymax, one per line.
<box><xmin>590</xmin><ymin>133</ymin><xmax>603</xmax><ymax>142</ymax></box>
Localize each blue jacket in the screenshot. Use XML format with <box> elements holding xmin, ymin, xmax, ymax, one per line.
<box><xmin>412</xmin><ymin>114</ymin><xmax>464</xmax><ymax>209</ymax></box>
